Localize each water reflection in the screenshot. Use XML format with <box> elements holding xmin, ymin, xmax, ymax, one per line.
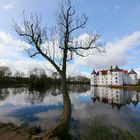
<box><xmin>0</xmin><ymin>85</ymin><xmax>140</xmax><ymax>137</ymax></box>
<box><xmin>90</xmin><ymin>86</ymin><xmax>140</xmax><ymax>110</ymax></box>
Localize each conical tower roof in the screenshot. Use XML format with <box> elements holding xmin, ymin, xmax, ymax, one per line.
<box><xmin>129</xmin><ymin>69</ymin><xmax>137</xmax><ymax>74</ymax></box>
<box><xmin>132</xmin><ymin>101</ymin><xmax>139</xmax><ymax>107</ymax></box>
<box><xmin>114</xmin><ymin>65</ymin><xmax>121</xmax><ymax>71</ymax></box>
<box><xmin>91</xmin><ymin>69</ymin><xmax>97</xmax><ymax>74</ymax></box>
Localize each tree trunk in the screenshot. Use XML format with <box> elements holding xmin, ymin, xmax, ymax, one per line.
<box><xmin>42</xmin><ymin>74</ymin><xmax>71</xmax><ymax>140</ymax></box>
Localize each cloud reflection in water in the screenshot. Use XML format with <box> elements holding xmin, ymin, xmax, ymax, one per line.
<box><xmin>0</xmin><ymin>86</ymin><xmax>140</xmax><ymax>135</ymax></box>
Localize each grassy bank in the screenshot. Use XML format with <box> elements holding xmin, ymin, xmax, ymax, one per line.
<box><xmin>0</xmin><ymin>121</ymin><xmax>138</xmax><ymax>140</ymax></box>
<box><xmin>0</xmin><ymin>123</ymin><xmax>42</xmax><ymax>140</ymax></box>
<box><xmin>80</xmin><ymin>121</ymin><xmax>137</xmax><ymax>140</ymax></box>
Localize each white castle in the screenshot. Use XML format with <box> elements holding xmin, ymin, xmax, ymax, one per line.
<box><xmin>90</xmin><ymin>65</ymin><xmax>138</xmax><ymax>86</ymax></box>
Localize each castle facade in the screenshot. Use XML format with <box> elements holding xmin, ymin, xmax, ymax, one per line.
<box><xmin>90</xmin><ymin>66</ymin><xmax>138</xmax><ymax>86</ymax></box>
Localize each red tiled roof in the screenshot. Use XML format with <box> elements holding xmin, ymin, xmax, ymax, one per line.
<box><xmin>96</xmin><ymin>70</ymin><xmax>108</xmax><ymax>75</ymax></box>
<box><xmin>92</xmin><ymin>66</ymin><xmax>136</xmax><ymax>75</ymax></box>
<box><xmin>101</xmin><ymin>70</ymin><xmax>108</xmax><ymax>75</ymax></box>
<box><xmin>97</xmin><ymin>69</ymin><xmax>129</xmax><ymax>75</ymax></box>
<box><xmin>123</xmin><ymin>70</ymin><xmax>128</xmax><ymax>74</ymax></box>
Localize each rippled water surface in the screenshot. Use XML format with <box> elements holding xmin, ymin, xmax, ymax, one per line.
<box><xmin>0</xmin><ymin>85</ymin><xmax>140</xmax><ymax>138</ymax></box>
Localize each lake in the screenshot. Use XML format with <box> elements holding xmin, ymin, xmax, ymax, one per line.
<box><xmin>0</xmin><ymin>85</ymin><xmax>140</xmax><ymax>139</ymax></box>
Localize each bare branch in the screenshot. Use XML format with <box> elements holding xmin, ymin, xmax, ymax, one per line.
<box><xmin>13</xmin><ymin>13</ymin><xmax>62</xmax><ymax>74</ymax></box>
<box><xmin>69</xmin><ymin>15</ymin><xmax>88</xmax><ymax>33</ymax></box>
<box><xmin>14</xmin><ymin>0</ymin><xmax>104</xmax><ymax>76</ymax></box>
<box><xmin>29</xmin><ymin>51</ymin><xmax>40</xmax><ymax>58</ymax></box>
<box><xmin>36</xmin><ymin>44</ymin><xmax>62</xmax><ymax>74</ymax></box>
<box><xmin>72</xmin><ymin>49</ymin><xmax>88</xmax><ymax>57</ymax></box>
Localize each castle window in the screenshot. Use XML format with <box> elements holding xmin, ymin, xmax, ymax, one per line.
<box><xmin>116</xmin><ymin>81</ymin><xmax>118</xmax><ymax>83</ymax></box>
<box><xmin>116</xmin><ymin>77</ymin><xmax>118</xmax><ymax>79</ymax></box>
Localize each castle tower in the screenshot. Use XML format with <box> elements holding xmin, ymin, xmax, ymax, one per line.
<box><xmin>90</xmin><ymin>69</ymin><xmax>97</xmax><ymax>85</ymax></box>
<box><xmin>111</xmin><ymin>65</ymin><xmax>123</xmax><ymax>85</ymax></box>
<box><xmin>129</xmin><ymin>69</ymin><xmax>138</xmax><ymax>85</ymax></box>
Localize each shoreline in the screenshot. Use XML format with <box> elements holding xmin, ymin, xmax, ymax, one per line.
<box><xmin>0</xmin><ymin>122</ymin><xmax>42</xmax><ymax>140</ymax></box>
<box><xmin>109</xmin><ymin>85</ymin><xmax>140</xmax><ymax>92</ymax></box>
<box><xmin>0</xmin><ymin>121</ymin><xmax>138</xmax><ymax>140</ymax></box>
<box><xmin>91</xmin><ymin>84</ymin><xmax>140</xmax><ymax>92</ymax></box>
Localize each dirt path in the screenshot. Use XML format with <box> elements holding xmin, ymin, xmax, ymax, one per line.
<box><xmin>0</xmin><ymin>123</ymin><xmax>41</xmax><ymax>140</ymax></box>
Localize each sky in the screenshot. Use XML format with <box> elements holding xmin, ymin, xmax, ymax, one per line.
<box><xmin>0</xmin><ymin>0</ymin><xmax>140</xmax><ymax>77</ymax></box>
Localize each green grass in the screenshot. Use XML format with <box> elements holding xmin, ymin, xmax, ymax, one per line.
<box><xmin>80</xmin><ymin>121</ymin><xmax>136</xmax><ymax>140</ymax></box>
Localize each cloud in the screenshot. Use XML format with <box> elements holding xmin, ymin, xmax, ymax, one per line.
<box><xmin>136</xmin><ymin>68</ymin><xmax>140</xmax><ymax>78</ymax></box>
<box><xmin>3</xmin><ymin>3</ymin><xmax>14</xmax><ymax>10</ymax></box>
<box><xmin>0</xmin><ymin>59</ymin><xmax>54</xmax><ymax>76</ymax></box>
<box><xmin>0</xmin><ymin>31</ymin><xmax>31</xmax><ymax>49</ymax></box>
<box><xmin>0</xmin><ymin>31</ymin><xmax>54</xmax><ymax>75</ymax></box>
<box><xmin>69</xmin><ymin>32</ymin><xmax>140</xmax><ymax>76</ymax></box>
<box><xmin>0</xmin><ymin>31</ymin><xmax>140</xmax><ymax>77</ymax></box>
<box><xmin>0</xmin><ymin>32</ymin><xmax>31</xmax><ymax>61</ymax></box>
<box><xmin>0</xmin><ymin>31</ymin><xmax>31</xmax><ymax>61</ymax></box>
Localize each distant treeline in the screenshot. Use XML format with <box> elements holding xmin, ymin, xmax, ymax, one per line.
<box><xmin>0</xmin><ymin>66</ymin><xmax>90</xmax><ymax>87</ymax></box>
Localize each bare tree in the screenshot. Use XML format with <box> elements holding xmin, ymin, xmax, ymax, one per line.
<box><xmin>14</xmin><ymin>71</ymin><xmax>25</xmax><ymax>78</ymax></box>
<box><xmin>29</xmin><ymin>67</ymin><xmax>46</xmax><ymax>78</ymax></box>
<box><xmin>0</xmin><ymin>66</ymin><xmax>12</xmax><ymax>77</ymax></box>
<box><xmin>13</xmin><ymin>0</ymin><xmax>103</xmax><ymax>139</ymax></box>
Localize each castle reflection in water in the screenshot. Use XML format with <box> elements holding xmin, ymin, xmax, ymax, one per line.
<box><xmin>90</xmin><ymin>86</ymin><xmax>140</xmax><ymax>110</ymax></box>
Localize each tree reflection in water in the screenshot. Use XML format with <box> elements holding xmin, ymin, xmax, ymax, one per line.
<box><xmin>0</xmin><ymin>86</ymin><xmax>140</xmax><ymax>139</ymax></box>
